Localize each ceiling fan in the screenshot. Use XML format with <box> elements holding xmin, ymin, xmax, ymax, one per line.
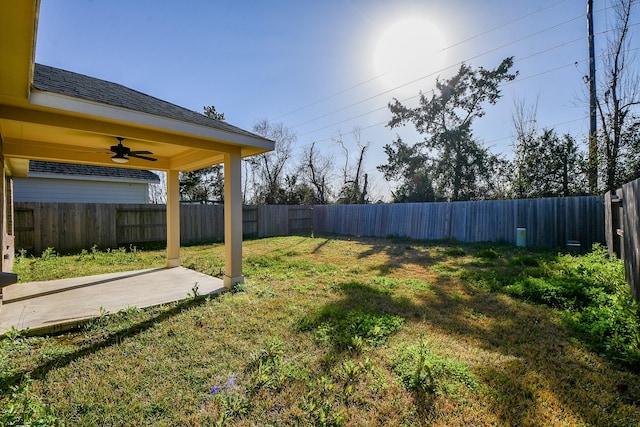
<box><xmin>108</xmin><ymin>137</ymin><xmax>157</xmax><ymax>163</ymax></box>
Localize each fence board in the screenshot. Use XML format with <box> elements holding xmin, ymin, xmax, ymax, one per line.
<box><xmin>313</xmin><ymin>196</ymin><xmax>604</xmax><ymax>248</ymax></box>
<box><xmin>14</xmin><ymin>203</ymin><xmax>317</xmax><ymax>254</ymax></box>
<box><xmin>621</xmin><ymin>179</ymin><xmax>640</xmax><ymax>301</ymax></box>
<box><xmin>257</xmin><ymin>205</ymin><xmax>290</xmax><ymax>237</ymax></box>
<box><xmin>288</xmin><ymin>207</ymin><xmax>313</xmax><ymax>235</ymax></box>
<box><xmin>243</xmin><ymin>206</ymin><xmax>258</xmax><ymax>237</ymax></box>
<box><xmin>15</xmin><ymin>198</ymin><xmax>604</xmax><ymax>256</ymax></box>
<box><xmin>14</xmin><ymin>208</ymin><xmax>34</xmax><ymax>250</ymax></box>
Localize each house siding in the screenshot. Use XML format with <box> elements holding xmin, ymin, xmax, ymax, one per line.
<box><xmin>14</xmin><ymin>177</ymin><xmax>150</xmax><ymax>203</ymax></box>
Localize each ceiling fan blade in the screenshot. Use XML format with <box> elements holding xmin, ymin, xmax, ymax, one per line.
<box><xmin>129</xmin><ymin>150</ymin><xmax>154</xmax><ymax>155</ymax></box>
<box><xmin>110</xmin><ymin>145</ymin><xmax>129</xmax><ymax>155</ymax></box>
<box><xmin>128</xmin><ymin>153</ymin><xmax>157</xmax><ymax>161</ymax></box>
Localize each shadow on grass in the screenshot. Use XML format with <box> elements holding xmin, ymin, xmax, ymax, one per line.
<box><xmin>297</xmin><ymin>280</ymin><xmax>438</xmax><ymax>419</ymax></box>
<box><xmin>304</xmin><ymin>236</ymin><xmax>638</xmax><ymax>426</ymax></box>
<box><xmin>0</xmin><ymin>295</ymin><xmax>213</xmax><ymax>394</ymax></box>
<box><xmin>312</xmin><ymin>238</ymin><xmax>332</xmax><ymax>254</ymax></box>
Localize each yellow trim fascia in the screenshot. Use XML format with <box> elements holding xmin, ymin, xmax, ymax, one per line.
<box><xmin>30</xmin><ymin>91</ymin><xmax>274</xmax><ymax>151</ymax></box>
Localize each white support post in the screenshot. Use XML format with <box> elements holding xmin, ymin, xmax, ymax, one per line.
<box><xmin>224</xmin><ymin>149</ymin><xmax>243</xmax><ymax>288</ymax></box>
<box><xmin>166</xmin><ymin>169</ymin><xmax>181</xmax><ymax>268</ymax></box>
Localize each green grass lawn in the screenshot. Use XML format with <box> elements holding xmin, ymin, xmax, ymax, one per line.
<box><xmin>2</xmin><ymin>236</ymin><xmax>640</xmax><ymax>426</ymax></box>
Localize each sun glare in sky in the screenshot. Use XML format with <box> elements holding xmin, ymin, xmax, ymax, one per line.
<box><xmin>373</xmin><ymin>17</ymin><xmax>447</xmax><ymax>91</ymax></box>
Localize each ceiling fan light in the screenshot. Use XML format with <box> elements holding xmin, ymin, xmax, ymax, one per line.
<box><xmin>111</xmin><ymin>154</ymin><xmax>129</xmax><ymax>164</ymax></box>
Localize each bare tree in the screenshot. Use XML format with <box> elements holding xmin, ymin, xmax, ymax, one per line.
<box><xmin>511</xmin><ymin>99</ymin><xmax>539</xmax><ymax>198</ymax></box>
<box><xmin>334</xmin><ymin>128</ymin><xmax>370</xmax><ymax>204</ymax></box>
<box><xmin>249</xmin><ymin>119</ymin><xmax>295</xmax><ymax>204</ymax></box>
<box><xmin>596</xmin><ymin>0</ymin><xmax>640</xmax><ymax>191</ymax></box>
<box><xmin>148</xmin><ymin>170</ymin><xmax>167</xmax><ymax>204</ymax></box>
<box><xmin>242</xmin><ymin>159</ymin><xmax>255</xmax><ymax>204</ymax></box>
<box><xmin>300</xmin><ymin>141</ymin><xmax>333</xmax><ymax>204</ymax></box>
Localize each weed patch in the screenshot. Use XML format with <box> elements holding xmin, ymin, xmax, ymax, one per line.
<box><xmin>391</xmin><ymin>340</ymin><xmax>478</xmax><ymax>420</ymax></box>
<box><xmin>297</xmin><ymin>304</ymin><xmax>404</xmax><ymax>352</ymax></box>
<box><xmin>392</xmin><ymin>341</ymin><xmax>477</xmax><ymax>394</ymax></box>
<box><xmin>459</xmin><ymin>244</ymin><xmax>640</xmax><ymax>367</ymax></box>
<box><xmin>444</xmin><ymin>247</ymin><xmax>466</xmax><ymax>257</ymax></box>
<box><xmin>1</xmin><ymin>376</ymin><xmax>59</xmax><ymax>426</ymax></box>
<box><xmin>475</xmin><ymin>248</ymin><xmax>501</xmax><ymax>259</ymax></box>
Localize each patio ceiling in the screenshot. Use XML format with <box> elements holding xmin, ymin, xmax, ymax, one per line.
<box><xmin>0</xmin><ymin>0</ymin><xmax>274</xmax><ymax>178</ymax></box>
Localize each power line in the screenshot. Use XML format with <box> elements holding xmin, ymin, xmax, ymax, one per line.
<box><xmin>287</xmin><ymin>11</ymin><xmax>638</xmax><ymax>156</ymax></box>
<box><xmin>291</xmin><ymin>42</ymin><xmax>640</xmax><ymax>154</ymax></box>
<box><xmin>291</xmin><ymin>19</ymin><xmax>639</xmax><ymax>146</ymax></box>
<box><xmin>290</xmin><ymin>12</ymin><xmax>588</xmax><ymax>133</ymax></box>
<box><xmin>270</xmin><ymin>73</ymin><xmax>387</xmax><ymax>121</ymax></box>
<box><xmin>444</xmin><ymin>0</ymin><xmax>570</xmax><ymax>51</ymax></box>
<box><xmin>287</xmin><ymin>2</ymin><xmax>624</xmax><ymax>135</ymax></box>
<box><xmin>294</xmin><ymin>36</ymin><xmax>590</xmax><ymax>139</ymax></box>
<box><xmin>269</xmin><ymin>0</ymin><xmax>572</xmax><ymax>123</ymax></box>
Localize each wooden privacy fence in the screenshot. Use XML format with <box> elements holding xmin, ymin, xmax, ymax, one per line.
<box><xmin>605</xmin><ymin>177</ymin><xmax>640</xmax><ymax>301</ymax></box>
<box><xmin>15</xmin><ymin>197</ymin><xmax>602</xmax><ymax>255</ymax></box>
<box><xmin>14</xmin><ymin>203</ymin><xmax>313</xmax><ymax>254</ymax></box>
<box><xmin>313</xmin><ymin>196</ymin><xmax>604</xmax><ymax>249</ymax></box>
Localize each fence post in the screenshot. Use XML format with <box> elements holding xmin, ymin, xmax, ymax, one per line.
<box><xmin>604</xmin><ymin>189</ymin><xmax>625</xmax><ymax>258</ymax></box>
<box><xmin>615</xmin><ymin>189</ymin><xmax>624</xmax><ymax>260</ymax></box>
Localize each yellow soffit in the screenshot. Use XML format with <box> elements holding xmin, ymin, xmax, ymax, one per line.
<box><xmin>29</xmin><ymin>90</ymin><xmax>275</xmax><ymax>152</ymax></box>
<box><xmin>0</xmin><ymin>0</ymin><xmax>39</xmax><ymax>103</ymax></box>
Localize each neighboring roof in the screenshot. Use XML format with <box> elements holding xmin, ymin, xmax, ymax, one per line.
<box><xmin>28</xmin><ymin>161</ymin><xmax>160</xmax><ymax>183</ymax></box>
<box><xmin>32</xmin><ymin>63</ymin><xmax>261</xmax><ymax>140</ymax></box>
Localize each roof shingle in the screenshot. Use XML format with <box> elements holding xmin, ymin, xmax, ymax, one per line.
<box><xmin>29</xmin><ymin>161</ymin><xmax>160</xmax><ymax>183</ymax></box>
<box><xmin>32</xmin><ymin>63</ymin><xmax>262</xmax><ymax>140</ymax></box>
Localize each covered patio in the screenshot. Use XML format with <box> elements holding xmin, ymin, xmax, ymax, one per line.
<box><xmin>0</xmin><ymin>268</ymin><xmax>225</xmax><ymax>335</ymax></box>
<box><xmin>0</xmin><ymin>0</ymin><xmax>273</xmax><ymax>333</ymax></box>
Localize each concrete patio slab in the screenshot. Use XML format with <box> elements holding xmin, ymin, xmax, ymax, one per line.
<box><xmin>0</xmin><ymin>267</ymin><xmax>225</xmax><ymax>336</ymax></box>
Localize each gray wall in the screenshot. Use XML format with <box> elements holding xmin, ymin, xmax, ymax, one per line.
<box><xmin>14</xmin><ymin>178</ymin><xmax>150</xmax><ymax>204</ymax></box>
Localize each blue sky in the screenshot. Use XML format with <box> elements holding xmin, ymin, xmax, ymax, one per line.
<box><xmin>35</xmin><ymin>0</ymin><xmax>637</xmax><ymax>200</ymax></box>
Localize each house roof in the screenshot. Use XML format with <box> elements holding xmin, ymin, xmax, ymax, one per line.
<box><xmin>28</xmin><ymin>161</ymin><xmax>161</xmax><ymax>183</ymax></box>
<box><xmin>32</xmin><ymin>63</ymin><xmax>261</xmax><ymax>140</ymax></box>
<box><xmin>1</xmin><ymin>1</ymin><xmax>273</xmax><ymax>178</ymax></box>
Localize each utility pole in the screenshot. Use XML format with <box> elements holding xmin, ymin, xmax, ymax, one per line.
<box><xmin>588</xmin><ymin>0</ymin><xmax>598</xmax><ymax>193</ymax></box>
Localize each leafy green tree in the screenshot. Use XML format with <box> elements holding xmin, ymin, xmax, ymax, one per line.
<box><xmin>280</xmin><ymin>175</ymin><xmax>317</xmax><ymax>205</ymax></box>
<box><xmin>179</xmin><ymin>166</ymin><xmax>224</xmax><ymax>202</ymax></box>
<box><xmin>512</xmin><ymin>128</ymin><xmax>587</xmax><ymax>198</ymax></box>
<box><xmin>378</xmin><ymin>136</ymin><xmax>435</xmax><ymax>202</ymax></box>
<box><xmin>618</xmin><ymin>119</ymin><xmax>640</xmax><ymax>182</ymax></box>
<box><xmin>179</xmin><ymin>105</ymin><xmax>225</xmax><ymax>201</ymax></box>
<box><xmin>203</xmin><ymin>105</ymin><xmax>225</xmax><ymax>120</ymax></box>
<box><xmin>511</xmin><ymin>100</ymin><xmax>587</xmax><ymax>198</ymax></box>
<box><xmin>382</xmin><ymin>58</ymin><xmax>517</xmax><ymax>201</ymax></box>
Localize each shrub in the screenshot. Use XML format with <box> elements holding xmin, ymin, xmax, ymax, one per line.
<box><xmin>466</xmin><ymin>244</ymin><xmax>640</xmax><ymax>366</ymax></box>
<box><xmin>475</xmin><ymin>248</ymin><xmax>501</xmax><ymax>259</ymax></box>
